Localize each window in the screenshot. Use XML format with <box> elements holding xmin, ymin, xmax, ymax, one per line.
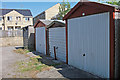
<box><xmin>7</xmin><ymin>16</ymin><xmax>12</xmax><ymax>21</ymax></box>
<box><xmin>15</xmin><ymin>26</ymin><xmax>21</xmax><ymax>30</ymax></box>
<box><xmin>8</xmin><ymin>26</ymin><xmax>13</xmax><ymax>30</ymax></box>
<box><xmin>25</xmin><ymin>17</ymin><xmax>30</xmax><ymax>21</ymax></box>
<box><xmin>0</xmin><ymin>17</ymin><xmax>2</xmax><ymax>21</ymax></box>
<box><xmin>0</xmin><ymin>27</ymin><xmax>2</xmax><ymax>30</ymax></box>
<box><xmin>16</xmin><ymin>16</ymin><xmax>21</xmax><ymax>21</ymax></box>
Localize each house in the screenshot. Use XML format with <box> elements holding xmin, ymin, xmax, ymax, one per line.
<box><xmin>0</xmin><ymin>9</ymin><xmax>33</xmax><ymax>30</ymax></box>
<box><xmin>63</xmin><ymin>1</ymin><xmax>120</xmax><ymax>78</ymax></box>
<box><xmin>34</xmin><ymin>19</ymin><xmax>66</xmax><ymax>62</ymax></box>
<box><xmin>33</xmin><ymin>3</ymin><xmax>60</xmax><ymax>25</ymax></box>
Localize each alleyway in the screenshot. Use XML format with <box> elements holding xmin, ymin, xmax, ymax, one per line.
<box><xmin>1</xmin><ymin>46</ymin><xmax>98</xmax><ymax>79</ymax></box>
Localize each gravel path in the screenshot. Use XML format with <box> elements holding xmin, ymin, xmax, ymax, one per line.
<box><xmin>1</xmin><ymin>46</ymin><xmax>29</xmax><ymax>78</ymax></box>
<box><xmin>1</xmin><ymin>46</ymin><xmax>98</xmax><ymax>79</ymax></box>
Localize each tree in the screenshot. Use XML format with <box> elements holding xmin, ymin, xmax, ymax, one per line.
<box><xmin>98</xmin><ymin>0</ymin><xmax>120</xmax><ymax>6</ymax></box>
<box><xmin>58</xmin><ymin>0</ymin><xmax>71</xmax><ymax>20</ymax></box>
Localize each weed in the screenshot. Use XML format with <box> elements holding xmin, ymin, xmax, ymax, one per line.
<box><xmin>34</xmin><ymin>63</ymin><xmax>38</xmax><ymax>65</ymax></box>
<box><xmin>14</xmin><ymin>49</ymin><xmax>30</xmax><ymax>54</ymax></box>
<box><xmin>16</xmin><ymin>57</ymin><xmax>50</xmax><ymax>73</ymax></box>
<box><xmin>7</xmin><ymin>73</ymin><xmax>11</xmax><ymax>75</ymax></box>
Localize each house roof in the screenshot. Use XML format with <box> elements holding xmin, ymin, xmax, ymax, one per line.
<box><xmin>63</xmin><ymin>1</ymin><xmax>119</xmax><ymax>20</ymax></box>
<box><xmin>0</xmin><ymin>9</ymin><xmax>32</xmax><ymax>16</ymax></box>
<box><xmin>34</xmin><ymin>11</ymin><xmax>45</xmax><ymax>18</ymax></box>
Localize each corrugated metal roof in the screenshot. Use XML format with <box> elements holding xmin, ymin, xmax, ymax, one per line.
<box><xmin>102</xmin><ymin>3</ymin><xmax>120</xmax><ymax>9</ymax></box>
<box><xmin>39</xmin><ymin>19</ymin><xmax>65</xmax><ymax>26</ymax></box>
<box><xmin>47</xmin><ymin>20</ymin><xmax>65</xmax><ymax>28</ymax></box>
<box><xmin>53</xmin><ymin>20</ymin><xmax>65</xmax><ymax>23</ymax></box>
<box><xmin>0</xmin><ymin>9</ymin><xmax>32</xmax><ymax>16</ymax></box>
<box><xmin>39</xmin><ymin>19</ymin><xmax>54</xmax><ymax>26</ymax></box>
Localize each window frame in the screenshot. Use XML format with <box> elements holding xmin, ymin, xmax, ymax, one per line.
<box><xmin>16</xmin><ymin>16</ymin><xmax>21</xmax><ymax>21</ymax></box>
<box><xmin>25</xmin><ymin>17</ymin><xmax>30</xmax><ymax>21</ymax></box>
<box><xmin>0</xmin><ymin>17</ymin><xmax>2</xmax><ymax>21</ymax></box>
<box><xmin>0</xmin><ymin>27</ymin><xmax>2</xmax><ymax>30</ymax></box>
<box><xmin>7</xmin><ymin>16</ymin><xmax>12</xmax><ymax>21</ymax></box>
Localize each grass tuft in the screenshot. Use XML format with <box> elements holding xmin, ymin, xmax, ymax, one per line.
<box><xmin>14</xmin><ymin>49</ymin><xmax>30</xmax><ymax>54</ymax></box>
<box><xmin>16</xmin><ymin>57</ymin><xmax>51</xmax><ymax>73</ymax></box>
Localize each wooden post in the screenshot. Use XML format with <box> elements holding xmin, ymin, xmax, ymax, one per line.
<box><xmin>54</xmin><ymin>46</ymin><xmax>57</xmax><ymax>60</ymax></box>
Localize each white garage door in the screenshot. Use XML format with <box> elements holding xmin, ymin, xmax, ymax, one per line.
<box><xmin>36</xmin><ymin>27</ymin><xmax>46</xmax><ymax>55</ymax></box>
<box><xmin>68</xmin><ymin>12</ymin><xmax>110</xmax><ymax>78</ymax></box>
<box><xmin>49</xmin><ymin>27</ymin><xmax>66</xmax><ymax>62</ymax></box>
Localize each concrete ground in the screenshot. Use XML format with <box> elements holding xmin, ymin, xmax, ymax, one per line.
<box><xmin>1</xmin><ymin>46</ymin><xmax>98</xmax><ymax>79</ymax></box>
<box><xmin>1</xmin><ymin>46</ymin><xmax>29</xmax><ymax>78</ymax></box>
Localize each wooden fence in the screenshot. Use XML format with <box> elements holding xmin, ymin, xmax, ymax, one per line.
<box><xmin>0</xmin><ymin>30</ymin><xmax>23</xmax><ymax>38</ymax></box>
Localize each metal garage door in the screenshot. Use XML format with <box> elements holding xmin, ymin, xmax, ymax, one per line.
<box><xmin>49</xmin><ymin>27</ymin><xmax>66</xmax><ymax>62</ymax></box>
<box><xmin>68</xmin><ymin>12</ymin><xmax>110</xmax><ymax>78</ymax></box>
<box><xmin>36</xmin><ymin>27</ymin><xmax>46</xmax><ymax>55</ymax></box>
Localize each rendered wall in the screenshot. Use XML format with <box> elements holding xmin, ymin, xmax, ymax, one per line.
<box><xmin>0</xmin><ymin>30</ymin><xmax>23</xmax><ymax>46</ymax></box>
<box><xmin>0</xmin><ymin>37</ymin><xmax>23</xmax><ymax>47</ymax></box>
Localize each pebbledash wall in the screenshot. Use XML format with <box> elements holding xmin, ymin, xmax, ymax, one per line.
<box><xmin>0</xmin><ymin>30</ymin><xmax>23</xmax><ymax>47</ymax></box>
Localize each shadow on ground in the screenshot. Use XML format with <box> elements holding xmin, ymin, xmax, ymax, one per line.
<box><xmin>15</xmin><ymin>46</ymin><xmax>24</xmax><ymax>49</ymax></box>
<box><xmin>32</xmin><ymin>51</ymin><xmax>98</xmax><ymax>79</ymax></box>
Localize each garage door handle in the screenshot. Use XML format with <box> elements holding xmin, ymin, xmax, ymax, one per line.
<box><xmin>83</xmin><ymin>54</ymin><xmax>85</xmax><ymax>56</ymax></box>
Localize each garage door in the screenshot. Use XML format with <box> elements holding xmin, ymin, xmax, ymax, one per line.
<box><xmin>68</xmin><ymin>12</ymin><xmax>110</xmax><ymax>78</ymax></box>
<box><xmin>49</xmin><ymin>27</ymin><xmax>66</xmax><ymax>62</ymax></box>
<box><xmin>36</xmin><ymin>27</ymin><xmax>46</xmax><ymax>55</ymax></box>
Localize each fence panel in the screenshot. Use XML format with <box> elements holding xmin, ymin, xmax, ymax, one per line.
<box><xmin>0</xmin><ymin>30</ymin><xmax>23</xmax><ymax>38</ymax></box>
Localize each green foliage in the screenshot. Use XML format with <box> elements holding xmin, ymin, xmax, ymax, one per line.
<box><xmin>58</xmin><ymin>0</ymin><xmax>71</xmax><ymax>20</ymax></box>
<box><xmin>106</xmin><ymin>1</ymin><xmax>120</xmax><ymax>5</ymax></box>
<box><xmin>98</xmin><ymin>0</ymin><xmax>120</xmax><ymax>6</ymax></box>
<box><xmin>118</xmin><ymin>1</ymin><xmax>120</xmax><ymax>5</ymax></box>
<box><xmin>16</xmin><ymin>57</ymin><xmax>49</xmax><ymax>72</ymax></box>
<box><xmin>14</xmin><ymin>49</ymin><xmax>30</xmax><ymax>54</ymax></box>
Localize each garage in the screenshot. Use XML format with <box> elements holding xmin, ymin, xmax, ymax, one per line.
<box><xmin>34</xmin><ymin>19</ymin><xmax>66</xmax><ymax>58</ymax></box>
<box><xmin>47</xmin><ymin>20</ymin><xmax>66</xmax><ymax>62</ymax></box>
<box><xmin>63</xmin><ymin>1</ymin><xmax>120</xmax><ymax>78</ymax></box>
<box><xmin>34</xmin><ymin>19</ymin><xmax>53</xmax><ymax>55</ymax></box>
<box><xmin>35</xmin><ymin>27</ymin><xmax>46</xmax><ymax>54</ymax></box>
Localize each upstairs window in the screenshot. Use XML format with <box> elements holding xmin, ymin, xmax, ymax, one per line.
<box><xmin>25</xmin><ymin>17</ymin><xmax>30</xmax><ymax>21</ymax></box>
<box><xmin>16</xmin><ymin>16</ymin><xmax>21</xmax><ymax>21</ymax></box>
<box><xmin>7</xmin><ymin>16</ymin><xmax>12</xmax><ymax>21</ymax></box>
<box><xmin>0</xmin><ymin>17</ymin><xmax>2</xmax><ymax>21</ymax></box>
